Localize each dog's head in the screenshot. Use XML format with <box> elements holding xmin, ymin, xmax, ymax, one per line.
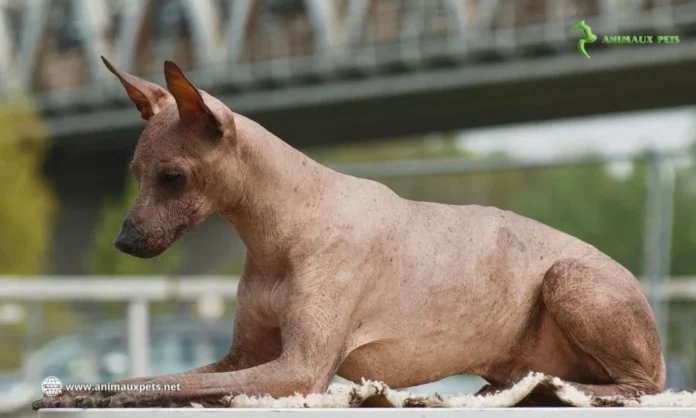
<box><xmin>102</xmin><ymin>57</ymin><xmax>238</xmax><ymax>259</ymax></box>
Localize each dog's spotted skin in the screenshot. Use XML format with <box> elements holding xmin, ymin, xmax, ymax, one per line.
<box><xmin>33</xmin><ymin>58</ymin><xmax>665</xmax><ymax>409</ymax></box>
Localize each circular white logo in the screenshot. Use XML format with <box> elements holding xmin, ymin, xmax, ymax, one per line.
<box><xmin>41</xmin><ymin>376</ymin><xmax>63</xmax><ymax>397</ymax></box>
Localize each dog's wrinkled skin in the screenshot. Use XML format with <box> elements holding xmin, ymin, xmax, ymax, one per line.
<box><xmin>33</xmin><ymin>58</ymin><xmax>665</xmax><ymax>409</ymax></box>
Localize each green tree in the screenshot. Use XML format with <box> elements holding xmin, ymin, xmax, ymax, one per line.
<box><xmin>0</xmin><ymin>94</ymin><xmax>55</xmax><ymax>274</ymax></box>
<box><xmin>0</xmin><ymin>94</ymin><xmax>58</xmax><ymax>370</ymax></box>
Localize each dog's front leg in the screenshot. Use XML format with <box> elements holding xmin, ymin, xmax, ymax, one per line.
<box><xmin>33</xmin><ymin>267</ymin><xmax>286</xmax><ymax>409</ymax></box>
<box><xmin>64</xmin><ymin>356</ymin><xmax>315</xmax><ymax>407</ymax></box>
<box><xmin>42</xmin><ymin>271</ymin><xmax>358</xmax><ymax>408</ymax></box>
<box><xmin>32</xmin><ymin>325</ymin><xmax>282</xmax><ymax>409</ymax></box>
<box><xmin>83</xmin><ymin>307</ymin><xmax>348</xmax><ymax>406</ymax></box>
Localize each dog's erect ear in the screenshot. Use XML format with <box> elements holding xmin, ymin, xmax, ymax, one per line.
<box><xmin>163</xmin><ymin>61</ymin><xmax>223</xmax><ymax>135</ymax></box>
<box><xmin>101</xmin><ymin>56</ymin><xmax>171</xmax><ymax>121</ymax></box>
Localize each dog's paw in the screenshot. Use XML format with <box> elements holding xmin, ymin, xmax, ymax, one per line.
<box><xmin>79</xmin><ymin>390</ymin><xmax>139</xmax><ymax>408</ymax></box>
<box><xmin>32</xmin><ymin>391</ymin><xmax>89</xmax><ymax>409</ymax></box>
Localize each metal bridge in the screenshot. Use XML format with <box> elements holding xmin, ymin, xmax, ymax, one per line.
<box><xmin>2</xmin><ymin>0</ymin><xmax>696</xmax><ymax>149</ymax></box>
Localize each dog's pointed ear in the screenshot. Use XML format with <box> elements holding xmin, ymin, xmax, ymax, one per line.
<box><xmin>163</xmin><ymin>61</ymin><xmax>223</xmax><ymax>136</ymax></box>
<box><xmin>101</xmin><ymin>56</ymin><xmax>171</xmax><ymax>121</ymax></box>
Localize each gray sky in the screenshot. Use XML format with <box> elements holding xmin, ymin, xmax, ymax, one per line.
<box><xmin>456</xmin><ymin>106</ymin><xmax>696</xmax><ymax>158</ymax></box>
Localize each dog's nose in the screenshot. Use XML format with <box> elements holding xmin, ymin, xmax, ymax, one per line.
<box><xmin>114</xmin><ymin>219</ymin><xmax>142</xmax><ymax>255</ymax></box>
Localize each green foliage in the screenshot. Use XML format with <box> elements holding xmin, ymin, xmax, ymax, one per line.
<box><xmin>0</xmin><ymin>94</ymin><xmax>56</xmax><ymax>274</ymax></box>
<box><xmin>671</xmin><ymin>157</ymin><xmax>696</xmax><ymax>275</ymax></box>
<box><xmin>83</xmin><ymin>173</ymin><xmax>186</xmax><ymax>276</ymax></box>
<box><xmin>215</xmin><ymin>256</ymin><xmax>246</xmax><ymax>275</ymax></box>
<box><xmin>0</xmin><ymin>94</ymin><xmax>64</xmax><ymax>370</ymax></box>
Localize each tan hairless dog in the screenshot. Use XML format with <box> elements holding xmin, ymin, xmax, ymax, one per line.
<box><xmin>34</xmin><ymin>58</ymin><xmax>665</xmax><ymax>408</ymax></box>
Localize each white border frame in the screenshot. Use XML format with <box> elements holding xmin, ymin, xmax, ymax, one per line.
<box><xmin>37</xmin><ymin>407</ymin><xmax>696</xmax><ymax>417</ymax></box>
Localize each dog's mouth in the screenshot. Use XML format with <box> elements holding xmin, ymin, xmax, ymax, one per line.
<box><xmin>137</xmin><ymin>224</ymin><xmax>191</xmax><ymax>259</ymax></box>
<box><xmin>115</xmin><ymin>221</ymin><xmax>194</xmax><ymax>259</ymax></box>
<box><xmin>116</xmin><ymin>239</ymin><xmax>167</xmax><ymax>259</ymax></box>
<box><xmin>130</xmin><ymin>247</ymin><xmax>165</xmax><ymax>259</ymax></box>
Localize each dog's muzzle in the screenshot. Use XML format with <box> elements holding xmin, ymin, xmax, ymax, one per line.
<box><xmin>114</xmin><ymin>219</ymin><xmax>158</xmax><ymax>259</ymax></box>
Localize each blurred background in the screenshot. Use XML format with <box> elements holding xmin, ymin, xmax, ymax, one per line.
<box><xmin>2</xmin><ymin>0</ymin><xmax>696</xmax><ymax>415</ymax></box>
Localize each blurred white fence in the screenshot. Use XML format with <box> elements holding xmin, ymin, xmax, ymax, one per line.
<box><xmin>0</xmin><ymin>276</ymin><xmax>239</xmax><ymax>381</ymax></box>
<box><xmin>1</xmin><ymin>275</ymin><xmax>696</xmax><ymax>380</ymax></box>
<box><xmin>1</xmin><ymin>274</ymin><xmax>696</xmax><ymax>415</ymax></box>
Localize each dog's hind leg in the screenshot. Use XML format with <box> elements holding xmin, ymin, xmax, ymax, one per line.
<box><xmin>539</xmin><ymin>258</ymin><xmax>666</xmax><ymax>398</ymax></box>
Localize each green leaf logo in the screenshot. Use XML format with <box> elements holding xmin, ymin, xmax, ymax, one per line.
<box><xmin>571</xmin><ymin>20</ymin><xmax>597</xmax><ymax>59</ymax></box>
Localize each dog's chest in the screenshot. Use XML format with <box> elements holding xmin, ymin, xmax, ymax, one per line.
<box><xmin>241</xmin><ymin>276</ymin><xmax>284</xmax><ymax>327</ymax></box>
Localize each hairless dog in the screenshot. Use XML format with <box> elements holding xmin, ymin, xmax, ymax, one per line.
<box><xmin>34</xmin><ymin>58</ymin><xmax>665</xmax><ymax>408</ymax></box>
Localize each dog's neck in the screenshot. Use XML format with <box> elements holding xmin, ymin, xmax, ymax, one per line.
<box><xmin>219</xmin><ymin>115</ymin><xmax>332</xmax><ymax>274</ymax></box>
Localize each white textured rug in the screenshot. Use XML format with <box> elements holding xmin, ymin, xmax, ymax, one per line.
<box><xmin>192</xmin><ymin>373</ymin><xmax>696</xmax><ymax>408</ymax></box>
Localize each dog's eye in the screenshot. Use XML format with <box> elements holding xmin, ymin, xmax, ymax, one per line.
<box><xmin>162</xmin><ymin>174</ymin><xmax>181</xmax><ymax>183</ymax></box>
